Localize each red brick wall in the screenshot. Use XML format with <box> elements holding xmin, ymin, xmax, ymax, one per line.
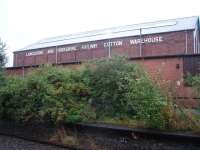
<box><xmin>132</xmin><ymin>58</ymin><xmax>198</xmax><ymax>107</ymax></box>
<box><xmin>132</xmin><ymin>57</ymin><xmax>185</xmax><ymax>98</ymax></box>
<box><xmin>6</xmin><ymin>68</ymin><xmax>24</xmax><ymax>76</ymax></box>
<box><xmin>6</xmin><ymin>67</ymin><xmax>38</xmax><ymax>76</ymax></box>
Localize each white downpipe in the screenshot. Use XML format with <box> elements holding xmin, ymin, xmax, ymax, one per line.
<box><xmin>139</xmin><ymin>28</ymin><xmax>142</xmax><ymax>57</ymax></box>
<box><xmin>55</xmin><ymin>46</ymin><xmax>58</xmax><ymax>64</ymax></box>
<box><xmin>108</xmin><ymin>39</ymin><xmax>111</xmax><ymax>58</ymax></box>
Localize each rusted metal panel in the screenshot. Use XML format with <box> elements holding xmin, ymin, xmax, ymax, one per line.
<box><xmin>92</xmin><ymin>49</ymin><xmax>108</xmax><ymax>59</ymax></box>
<box><xmin>60</xmin><ymin>51</ymin><xmax>76</xmax><ymax>63</ymax></box>
<box><xmin>35</xmin><ymin>55</ymin><xmax>46</xmax><ymax>65</ymax></box>
<box><xmin>13</xmin><ymin>31</ymin><xmax>195</xmax><ymax>67</ymax></box>
<box><xmin>47</xmin><ymin>54</ymin><xmax>56</xmax><ymax>64</ymax></box>
<box><xmin>14</xmin><ymin>53</ymin><xmax>24</xmax><ymax>66</ymax></box>
<box><xmin>24</xmin><ymin>56</ymin><xmax>35</xmax><ymax>66</ymax></box>
<box><xmin>76</xmin><ymin>49</ymin><xmax>92</xmax><ymax>62</ymax></box>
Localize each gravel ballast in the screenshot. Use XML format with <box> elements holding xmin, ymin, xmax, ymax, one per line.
<box><xmin>0</xmin><ymin>135</ymin><xmax>69</xmax><ymax>150</ymax></box>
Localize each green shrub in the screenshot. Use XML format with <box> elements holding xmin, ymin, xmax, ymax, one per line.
<box><xmin>0</xmin><ymin>76</ymin><xmax>26</xmax><ymax>121</ymax></box>
<box><xmin>1</xmin><ymin>57</ymin><xmax>194</xmax><ymax>130</ymax></box>
<box><xmin>0</xmin><ymin>65</ymin><xmax>94</xmax><ymax>124</ymax></box>
<box><xmin>185</xmin><ymin>73</ymin><xmax>200</xmax><ymax>98</ymax></box>
<box><xmin>87</xmin><ymin>57</ymin><xmax>167</xmax><ymax>128</ymax></box>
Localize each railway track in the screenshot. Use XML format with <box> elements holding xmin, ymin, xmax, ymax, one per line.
<box><xmin>0</xmin><ymin>134</ymin><xmax>71</xmax><ymax>150</ymax></box>
<box><xmin>0</xmin><ymin>121</ymin><xmax>200</xmax><ymax>150</ymax></box>
<box><xmin>77</xmin><ymin>122</ymin><xmax>200</xmax><ymax>143</ymax></box>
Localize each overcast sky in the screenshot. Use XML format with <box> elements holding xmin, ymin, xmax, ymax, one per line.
<box><xmin>1</xmin><ymin>0</ymin><xmax>200</xmax><ymax>66</ymax></box>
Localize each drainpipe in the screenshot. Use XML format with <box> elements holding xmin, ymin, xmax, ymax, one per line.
<box><xmin>22</xmin><ymin>53</ymin><xmax>25</xmax><ymax>78</ymax></box>
<box><xmin>185</xmin><ymin>30</ymin><xmax>188</xmax><ymax>54</ymax></box>
<box><xmin>14</xmin><ymin>54</ymin><xmax>17</xmax><ymax>67</ymax></box>
<box><xmin>108</xmin><ymin>39</ymin><xmax>111</xmax><ymax>58</ymax></box>
<box><xmin>139</xmin><ymin>28</ymin><xmax>142</xmax><ymax>57</ymax></box>
<box><xmin>55</xmin><ymin>46</ymin><xmax>58</xmax><ymax>64</ymax></box>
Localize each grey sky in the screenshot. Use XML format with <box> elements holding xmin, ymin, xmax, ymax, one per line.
<box><xmin>0</xmin><ymin>0</ymin><xmax>200</xmax><ymax>66</ymax></box>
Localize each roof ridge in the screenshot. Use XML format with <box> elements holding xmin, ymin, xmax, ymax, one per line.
<box><xmin>16</xmin><ymin>16</ymin><xmax>199</xmax><ymax>52</ymax></box>
<box><xmin>38</xmin><ymin>16</ymin><xmax>199</xmax><ymax>43</ymax></box>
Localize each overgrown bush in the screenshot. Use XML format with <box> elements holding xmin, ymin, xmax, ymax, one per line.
<box><xmin>0</xmin><ymin>76</ymin><xmax>26</xmax><ymax>121</ymax></box>
<box><xmin>87</xmin><ymin>57</ymin><xmax>167</xmax><ymax>129</ymax></box>
<box><xmin>0</xmin><ymin>66</ymin><xmax>95</xmax><ymax>124</ymax></box>
<box><xmin>185</xmin><ymin>73</ymin><xmax>200</xmax><ymax>98</ymax></box>
<box><xmin>1</xmin><ymin>57</ymin><xmax>197</xmax><ymax>130</ymax></box>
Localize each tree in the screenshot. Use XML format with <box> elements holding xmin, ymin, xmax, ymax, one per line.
<box><xmin>0</xmin><ymin>38</ymin><xmax>6</xmax><ymax>84</ymax></box>
<box><xmin>0</xmin><ymin>38</ymin><xmax>6</xmax><ymax>69</ymax></box>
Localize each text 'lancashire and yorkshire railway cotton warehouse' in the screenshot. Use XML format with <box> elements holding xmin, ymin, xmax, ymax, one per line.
<box><xmin>6</xmin><ymin>16</ymin><xmax>200</xmax><ymax>107</ymax></box>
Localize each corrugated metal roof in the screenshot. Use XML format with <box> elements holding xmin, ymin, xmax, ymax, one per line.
<box><xmin>16</xmin><ymin>16</ymin><xmax>199</xmax><ymax>52</ymax></box>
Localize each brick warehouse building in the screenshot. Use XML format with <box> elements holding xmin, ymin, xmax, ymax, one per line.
<box><xmin>6</xmin><ymin>16</ymin><xmax>200</xmax><ymax>107</ymax></box>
